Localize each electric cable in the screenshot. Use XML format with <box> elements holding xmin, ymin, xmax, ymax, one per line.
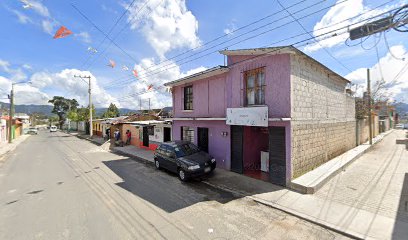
<box><xmin>107</xmin><ymin>2</ymin><xmax>399</xmax><ymax>89</ymax></box>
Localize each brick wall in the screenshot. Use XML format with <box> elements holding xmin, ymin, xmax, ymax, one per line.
<box><xmin>290</xmin><ymin>54</ymin><xmax>356</xmax><ymax>179</ymax></box>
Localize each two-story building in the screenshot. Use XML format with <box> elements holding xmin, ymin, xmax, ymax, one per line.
<box><xmin>164</xmin><ymin>46</ymin><xmax>356</xmax><ymax>186</ymax></box>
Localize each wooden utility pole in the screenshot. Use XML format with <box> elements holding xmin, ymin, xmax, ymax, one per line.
<box><xmin>367</xmin><ymin>69</ymin><xmax>372</xmax><ymax>145</ymax></box>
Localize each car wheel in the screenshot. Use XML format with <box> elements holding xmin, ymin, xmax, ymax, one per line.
<box><xmin>178</xmin><ymin>169</ymin><xmax>188</xmax><ymax>182</ymax></box>
<box><xmin>154</xmin><ymin>160</ymin><xmax>161</xmax><ymax>170</ymax></box>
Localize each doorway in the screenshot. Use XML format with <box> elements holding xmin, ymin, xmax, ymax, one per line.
<box><xmin>163</xmin><ymin>127</ymin><xmax>171</xmax><ymax>142</ymax></box>
<box><xmin>142</xmin><ymin>127</ymin><xmax>149</xmax><ymax>147</ymax></box>
<box><xmin>197</xmin><ymin>127</ymin><xmax>209</xmax><ymax>152</ymax></box>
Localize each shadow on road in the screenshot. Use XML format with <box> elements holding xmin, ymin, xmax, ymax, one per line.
<box><xmin>103</xmin><ymin>158</ymin><xmax>239</xmax><ymax>213</ymax></box>
<box><xmin>392</xmin><ymin>173</ymin><xmax>408</xmax><ymax>239</ymax></box>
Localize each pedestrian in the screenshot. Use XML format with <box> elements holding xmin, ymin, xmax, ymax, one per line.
<box><xmin>105</xmin><ymin>128</ymin><xmax>110</xmax><ymax>140</ymax></box>
<box><xmin>126</xmin><ymin>130</ymin><xmax>131</xmax><ymax>145</ymax></box>
<box><xmin>114</xmin><ymin>129</ymin><xmax>120</xmax><ymax>141</ymax></box>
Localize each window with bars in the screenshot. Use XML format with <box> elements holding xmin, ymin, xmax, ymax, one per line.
<box><xmin>183</xmin><ymin>85</ymin><xmax>193</xmax><ymax>110</ymax></box>
<box><xmin>181</xmin><ymin>126</ymin><xmax>194</xmax><ymax>143</ymax></box>
<box><xmin>244</xmin><ymin>67</ymin><xmax>265</xmax><ymax>106</ymax></box>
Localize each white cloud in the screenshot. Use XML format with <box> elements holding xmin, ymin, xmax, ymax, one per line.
<box><xmin>0</xmin><ymin>76</ymin><xmax>11</xmax><ymax>97</ymax></box>
<box><xmin>12</xmin><ymin>10</ymin><xmax>32</xmax><ymax>24</ymax></box>
<box><xmin>0</xmin><ymin>75</ymin><xmax>48</xmax><ymax>105</ymax></box>
<box><xmin>346</xmin><ymin>45</ymin><xmax>408</xmax><ymax>103</ymax></box>
<box><xmin>0</xmin><ymin>60</ymin><xmax>11</xmax><ymax>72</ymax></box>
<box><xmin>0</xmin><ymin>59</ymin><xmax>27</xmax><ymax>82</ymax></box>
<box><xmin>119</xmin><ymin>57</ymin><xmax>206</xmax><ymax>109</ymax></box>
<box><xmin>28</xmin><ymin>0</ymin><xmax>51</xmax><ymax>18</ymax></box>
<box><xmin>30</xmin><ymin>69</ymin><xmax>119</xmax><ymax>108</ymax></box>
<box><xmin>41</xmin><ymin>19</ymin><xmax>55</xmax><ymax>35</ymax></box>
<box><xmin>13</xmin><ymin>84</ymin><xmax>50</xmax><ymax>105</ymax></box>
<box><xmin>75</xmin><ymin>32</ymin><xmax>92</xmax><ymax>44</ymax></box>
<box><xmin>223</xmin><ymin>20</ymin><xmax>237</xmax><ymax>35</ymax></box>
<box><xmin>126</xmin><ymin>0</ymin><xmax>201</xmax><ymax>58</ymax></box>
<box><xmin>304</xmin><ymin>1</ymin><xmax>405</xmax><ymax>52</ymax></box>
<box><xmin>22</xmin><ymin>64</ymin><xmax>32</xmax><ymax>70</ymax></box>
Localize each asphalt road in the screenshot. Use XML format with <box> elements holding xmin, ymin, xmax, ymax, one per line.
<box><xmin>0</xmin><ymin>130</ymin><xmax>350</xmax><ymax>240</ymax></box>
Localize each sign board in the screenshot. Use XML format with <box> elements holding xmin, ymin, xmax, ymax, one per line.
<box><xmin>226</xmin><ymin>107</ymin><xmax>268</xmax><ymax>127</ymax></box>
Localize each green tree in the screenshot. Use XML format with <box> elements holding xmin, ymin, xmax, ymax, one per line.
<box><xmin>102</xmin><ymin>103</ymin><xmax>120</xmax><ymax>118</ymax></box>
<box><xmin>77</xmin><ymin>105</ymin><xmax>96</xmax><ymax>121</ymax></box>
<box><xmin>48</xmin><ymin>96</ymin><xmax>79</xmax><ymax>129</ymax></box>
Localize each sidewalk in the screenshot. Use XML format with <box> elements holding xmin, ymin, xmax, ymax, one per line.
<box><xmin>0</xmin><ymin>135</ymin><xmax>30</xmax><ymax>159</ymax></box>
<box><xmin>291</xmin><ymin>130</ymin><xmax>395</xmax><ymax>194</ymax></box>
<box><xmin>73</xmin><ymin>129</ymin><xmax>408</xmax><ymax>239</ymax></box>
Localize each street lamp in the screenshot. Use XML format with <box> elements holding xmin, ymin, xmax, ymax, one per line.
<box><xmin>8</xmin><ymin>81</ymin><xmax>31</xmax><ymax>143</ymax></box>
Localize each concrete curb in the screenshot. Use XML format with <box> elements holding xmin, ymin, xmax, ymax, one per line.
<box><xmin>0</xmin><ymin>135</ymin><xmax>30</xmax><ymax>159</ymax></box>
<box><xmin>290</xmin><ymin>129</ymin><xmax>395</xmax><ymax>194</ymax></box>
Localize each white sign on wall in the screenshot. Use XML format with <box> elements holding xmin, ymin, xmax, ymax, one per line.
<box><xmin>226</xmin><ymin>107</ymin><xmax>268</xmax><ymax>127</ymax></box>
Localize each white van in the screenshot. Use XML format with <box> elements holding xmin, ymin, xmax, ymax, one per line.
<box><xmin>50</xmin><ymin>126</ymin><xmax>58</xmax><ymax>132</ymax></box>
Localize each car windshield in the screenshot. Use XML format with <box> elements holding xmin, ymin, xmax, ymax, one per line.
<box><xmin>174</xmin><ymin>143</ymin><xmax>199</xmax><ymax>158</ymax></box>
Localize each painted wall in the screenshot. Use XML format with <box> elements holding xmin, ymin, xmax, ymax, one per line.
<box><xmin>0</xmin><ymin>119</ymin><xmax>6</xmax><ymax>142</ymax></box>
<box><xmin>173</xmin><ymin>75</ymin><xmax>227</xmax><ymax>118</ymax></box>
<box><xmin>226</xmin><ymin>54</ymin><xmax>291</xmax><ymax>118</ymax></box>
<box><xmin>172</xmin><ymin>120</ymin><xmax>230</xmax><ymax>169</ymax></box>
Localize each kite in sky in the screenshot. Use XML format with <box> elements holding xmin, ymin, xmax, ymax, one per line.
<box><xmin>53</xmin><ymin>26</ymin><xmax>73</xmax><ymax>39</ymax></box>
<box><xmin>107</xmin><ymin>60</ymin><xmax>116</xmax><ymax>68</ymax></box>
<box><xmin>87</xmin><ymin>47</ymin><xmax>98</xmax><ymax>54</ymax></box>
<box><xmin>147</xmin><ymin>84</ymin><xmax>153</xmax><ymax>91</ymax></box>
<box><xmin>20</xmin><ymin>0</ymin><xmax>32</xmax><ymax>9</ymax></box>
<box><xmin>122</xmin><ymin>65</ymin><xmax>129</xmax><ymax>71</ymax></box>
<box><xmin>132</xmin><ymin>69</ymin><xmax>138</xmax><ymax>78</ymax></box>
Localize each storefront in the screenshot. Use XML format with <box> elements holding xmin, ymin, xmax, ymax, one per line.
<box><xmin>227</xmin><ymin>106</ymin><xmax>289</xmax><ymax>186</ymax></box>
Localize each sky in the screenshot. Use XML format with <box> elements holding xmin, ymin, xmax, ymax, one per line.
<box><xmin>0</xmin><ymin>0</ymin><xmax>407</xmax><ymax>110</ymax></box>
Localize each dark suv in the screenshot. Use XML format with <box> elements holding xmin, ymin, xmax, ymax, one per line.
<box><xmin>154</xmin><ymin>141</ymin><xmax>216</xmax><ymax>181</ymax></box>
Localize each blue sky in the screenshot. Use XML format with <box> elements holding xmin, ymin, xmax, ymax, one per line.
<box><xmin>0</xmin><ymin>0</ymin><xmax>407</xmax><ymax>109</ymax></box>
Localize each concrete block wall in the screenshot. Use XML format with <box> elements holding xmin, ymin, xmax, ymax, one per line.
<box><xmin>290</xmin><ymin>54</ymin><xmax>356</xmax><ymax>179</ymax></box>
<box><xmin>357</xmin><ymin>115</ymin><xmax>380</xmax><ymax>145</ymax></box>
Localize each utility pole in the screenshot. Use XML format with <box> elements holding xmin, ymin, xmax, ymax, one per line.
<box><xmin>74</xmin><ymin>75</ymin><xmax>92</xmax><ymax>137</ymax></box>
<box><xmin>139</xmin><ymin>98</ymin><xmax>142</xmax><ymax>111</ymax></box>
<box><xmin>8</xmin><ymin>85</ymin><xmax>14</xmax><ymax>143</ymax></box>
<box><xmin>148</xmin><ymin>98</ymin><xmax>151</xmax><ymax>112</ymax></box>
<box><xmin>367</xmin><ymin>69</ymin><xmax>372</xmax><ymax>145</ymax></box>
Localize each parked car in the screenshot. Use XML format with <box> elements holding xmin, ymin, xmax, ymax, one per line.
<box><xmin>154</xmin><ymin>141</ymin><xmax>216</xmax><ymax>181</ymax></box>
<box><xmin>396</xmin><ymin>123</ymin><xmax>404</xmax><ymax>129</ymax></box>
<box><xmin>50</xmin><ymin>126</ymin><xmax>58</xmax><ymax>132</ymax></box>
<box><xmin>27</xmin><ymin>127</ymin><xmax>38</xmax><ymax>135</ymax></box>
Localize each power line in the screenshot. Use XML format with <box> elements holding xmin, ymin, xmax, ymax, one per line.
<box><xmin>276</xmin><ymin>0</ymin><xmax>352</xmax><ymax>72</ymax></box>
<box><xmin>106</xmin><ymin>0</ymin><xmax>353</xmax><ymax>88</ymax></box>
<box><xmin>107</xmin><ymin>0</ymin><xmax>397</xmax><ymax>89</ymax></box>
<box><xmin>84</xmin><ymin>0</ymin><xmax>157</xmax><ymax>70</ymax></box>
<box><xmin>115</xmin><ymin>7</ymin><xmax>402</xmax><ymax>101</ymax></box>
<box><xmin>71</xmin><ymin>3</ymin><xmax>139</xmax><ymax>64</ymax></box>
<box><xmin>80</xmin><ymin>0</ymin><xmax>139</xmax><ymax>68</ymax></box>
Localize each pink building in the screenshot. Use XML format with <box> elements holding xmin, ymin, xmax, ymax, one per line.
<box><xmin>164</xmin><ymin>46</ymin><xmax>356</xmax><ymax>186</ymax></box>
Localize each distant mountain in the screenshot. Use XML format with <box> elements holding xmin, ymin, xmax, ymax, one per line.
<box><xmin>0</xmin><ymin>102</ymin><xmax>140</xmax><ymax>117</ymax></box>
<box><xmin>396</xmin><ymin>102</ymin><xmax>408</xmax><ymax>115</ymax></box>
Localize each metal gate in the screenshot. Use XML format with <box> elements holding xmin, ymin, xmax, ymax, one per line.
<box><xmin>269</xmin><ymin>127</ymin><xmax>286</xmax><ymax>186</ymax></box>
<box><xmin>230</xmin><ymin>125</ymin><xmax>244</xmax><ymax>174</ymax></box>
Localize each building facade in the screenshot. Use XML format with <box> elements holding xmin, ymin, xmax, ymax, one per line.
<box><xmin>165</xmin><ymin>46</ymin><xmax>356</xmax><ymax>186</ymax></box>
